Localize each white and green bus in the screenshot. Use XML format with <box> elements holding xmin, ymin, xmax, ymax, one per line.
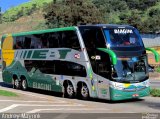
<box><xmin>1</xmin><ymin>24</ymin><xmax>159</xmax><ymax>101</ymax></box>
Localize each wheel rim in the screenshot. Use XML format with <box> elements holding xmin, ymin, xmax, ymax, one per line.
<box><xmin>22</xmin><ymin>80</ymin><xmax>27</xmax><ymax>89</ymax></box>
<box><xmin>67</xmin><ymin>85</ymin><xmax>74</xmax><ymax>96</ymax></box>
<box><xmin>14</xmin><ymin>79</ymin><xmax>19</xmax><ymax>88</ymax></box>
<box><xmin>81</xmin><ymin>86</ymin><xmax>89</xmax><ymax>98</ymax></box>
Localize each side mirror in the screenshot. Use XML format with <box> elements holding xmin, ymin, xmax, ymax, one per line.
<box><xmin>145</xmin><ymin>48</ymin><xmax>159</xmax><ymax>62</ymax></box>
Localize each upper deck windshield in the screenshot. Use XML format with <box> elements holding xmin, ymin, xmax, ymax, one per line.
<box><xmin>104</xmin><ymin>28</ymin><xmax>144</xmax><ymax>49</ymax></box>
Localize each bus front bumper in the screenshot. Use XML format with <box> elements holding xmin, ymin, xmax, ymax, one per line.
<box><xmin>110</xmin><ymin>87</ymin><xmax>150</xmax><ymax>101</ymax></box>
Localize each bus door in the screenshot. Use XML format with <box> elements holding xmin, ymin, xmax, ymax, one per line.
<box><xmin>96</xmin><ymin>61</ymin><xmax>111</xmax><ymax>99</ymax></box>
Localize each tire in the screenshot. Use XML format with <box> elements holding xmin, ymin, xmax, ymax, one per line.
<box><xmin>79</xmin><ymin>84</ymin><xmax>89</xmax><ymax>100</ymax></box>
<box><xmin>64</xmin><ymin>82</ymin><xmax>75</xmax><ymax>98</ymax></box>
<box><xmin>13</xmin><ymin>79</ymin><xmax>20</xmax><ymax>89</ymax></box>
<box><xmin>21</xmin><ymin>79</ymin><xmax>28</xmax><ymax>91</ymax></box>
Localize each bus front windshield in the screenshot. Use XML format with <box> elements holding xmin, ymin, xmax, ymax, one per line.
<box><xmin>111</xmin><ymin>56</ymin><xmax>149</xmax><ymax>83</ymax></box>
<box><xmin>103</xmin><ymin>27</ymin><xmax>148</xmax><ymax>83</ymax></box>
<box><xmin>104</xmin><ymin>28</ymin><xmax>144</xmax><ymax>48</ymax></box>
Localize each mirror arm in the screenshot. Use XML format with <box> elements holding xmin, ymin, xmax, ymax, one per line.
<box><xmin>145</xmin><ymin>48</ymin><xmax>159</xmax><ymax>62</ymax></box>
<box><xmin>97</xmin><ymin>48</ymin><xmax>117</xmax><ymax>65</ymax></box>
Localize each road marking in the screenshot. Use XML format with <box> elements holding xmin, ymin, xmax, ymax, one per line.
<box><xmin>27</xmin><ymin>108</ymin><xmax>110</xmax><ymax>113</ymax></box>
<box><xmin>0</xmin><ymin>100</ymin><xmax>67</xmax><ymax>103</ymax></box>
<box><xmin>0</xmin><ymin>103</ymin><xmax>85</xmax><ymax>113</ymax></box>
<box><xmin>0</xmin><ymin>104</ymin><xmax>18</xmax><ymax>113</ymax></box>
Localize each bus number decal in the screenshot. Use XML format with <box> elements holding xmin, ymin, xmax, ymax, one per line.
<box><xmin>114</xmin><ymin>29</ymin><xmax>133</xmax><ymax>34</ymax></box>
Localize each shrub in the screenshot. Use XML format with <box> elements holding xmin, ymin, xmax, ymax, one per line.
<box><xmin>150</xmin><ymin>88</ymin><xmax>160</xmax><ymax>97</ymax></box>
<box><xmin>156</xmin><ymin>67</ymin><xmax>160</xmax><ymax>73</ymax></box>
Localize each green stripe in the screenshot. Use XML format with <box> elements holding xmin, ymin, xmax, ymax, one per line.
<box><xmin>6</xmin><ymin>27</ymin><xmax>76</xmax><ymax>37</ymax></box>
<box><xmin>27</xmin><ymin>51</ymin><xmax>32</xmax><ymax>58</ymax></box>
<box><xmin>23</xmin><ymin>51</ymin><xmax>27</xmax><ymax>58</ymax></box>
<box><xmin>20</xmin><ymin>51</ymin><xmax>23</xmax><ymax>58</ymax></box>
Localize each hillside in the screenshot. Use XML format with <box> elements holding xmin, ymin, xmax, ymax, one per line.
<box><xmin>0</xmin><ymin>0</ymin><xmax>160</xmax><ymax>38</ymax></box>
<box><xmin>0</xmin><ymin>10</ymin><xmax>46</xmax><ymax>38</ymax></box>
<box><xmin>2</xmin><ymin>0</ymin><xmax>52</xmax><ymax>22</ymax></box>
<box><xmin>0</xmin><ymin>0</ymin><xmax>51</xmax><ymax>38</ymax></box>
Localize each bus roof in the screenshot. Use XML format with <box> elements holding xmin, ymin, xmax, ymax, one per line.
<box><xmin>2</xmin><ymin>24</ymin><xmax>135</xmax><ymax>39</ymax></box>
<box><xmin>78</xmin><ymin>24</ymin><xmax>134</xmax><ymax>29</ymax></box>
<box><xmin>2</xmin><ymin>26</ymin><xmax>76</xmax><ymax>38</ymax></box>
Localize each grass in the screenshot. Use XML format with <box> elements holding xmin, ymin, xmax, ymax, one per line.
<box><xmin>0</xmin><ymin>90</ymin><xmax>18</xmax><ymax>97</ymax></box>
<box><xmin>150</xmin><ymin>88</ymin><xmax>160</xmax><ymax>97</ymax></box>
<box><xmin>156</xmin><ymin>67</ymin><xmax>160</xmax><ymax>73</ymax></box>
<box><xmin>0</xmin><ymin>10</ymin><xmax>45</xmax><ymax>38</ymax></box>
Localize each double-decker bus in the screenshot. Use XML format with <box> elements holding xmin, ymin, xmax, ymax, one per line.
<box><xmin>1</xmin><ymin>24</ymin><xmax>159</xmax><ymax>101</ymax></box>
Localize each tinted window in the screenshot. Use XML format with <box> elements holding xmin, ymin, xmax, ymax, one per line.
<box><xmin>79</xmin><ymin>27</ymin><xmax>111</xmax><ymax>79</ymax></box>
<box><xmin>14</xmin><ymin>36</ymin><xmax>24</xmax><ymax>49</ymax></box>
<box><xmin>104</xmin><ymin>28</ymin><xmax>144</xmax><ymax>47</ymax></box>
<box><xmin>61</xmin><ymin>31</ymin><xmax>81</xmax><ymax>50</ymax></box>
<box><xmin>80</xmin><ymin>28</ymin><xmax>106</xmax><ymax>49</ymax></box>
<box><xmin>24</xmin><ymin>60</ymin><xmax>86</xmax><ymax>77</ymax></box>
<box><xmin>57</xmin><ymin>61</ymin><xmax>86</xmax><ymax>77</ymax></box>
<box><xmin>13</xmin><ymin>30</ymin><xmax>81</xmax><ymax>50</ymax></box>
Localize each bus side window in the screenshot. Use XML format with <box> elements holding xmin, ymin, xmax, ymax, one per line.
<box><xmin>14</xmin><ymin>36</ymin><xmax>24</xmax><ymax>49</ymax></box>
<box><xmin>24</xmin><ymin>37</ymin><xmax>31</xmax><ymax>49</ymax></box>
<box><xmin>48</xmin><ymin>32</ymin><xmax>60</xmax><ymax>48</ymax></box>
<box><xmin>54</xmin><ymin>61</ymin><xmax>87</xmax><ymax>77</ymax></box>
<box><xmin>31</xmin><ymin>35</ymin><xmax>42</xmax><ymax>49</ymax></box>
<box><xmin>61</xmin><ymin>31</ymin><xmax>81</xmax><ymax>50</ymax></box>
<box><xmin>41</xmin><ymin>39</ymin><xmax>48</xmax><ymax>48</ymax></box>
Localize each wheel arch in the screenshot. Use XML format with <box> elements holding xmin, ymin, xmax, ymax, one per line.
<box><xmin>20</xmin><ymin>75</ymin><xmax>27</xmax><ymax>81</ymax></box>
<box><xmin>76</xmin><ymin>81</ymin><xmax>91</xmax><ymax>97</ymax></box>
<box><xmin>63</xmin><ymin>79</ymin><xmax>76</xmax><ymax>92</ymax></box>
<box><xmin>12</xmin><ymin>74</ymin><xmax>18</xmax><ymax>80</ymax></box>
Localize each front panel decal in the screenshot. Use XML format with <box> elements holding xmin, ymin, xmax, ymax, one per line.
<box><xmin>2</xmin><ymin>34</ymin><xmax>15</xmax><ymax>66</ymax></box>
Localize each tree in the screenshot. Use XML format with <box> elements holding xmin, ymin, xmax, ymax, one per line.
<box><xmin>125</xmin><ymin>0</ymin><xmax>158</xmax><ymax>10</ymax></box>
<box><xmin>93</xmin><ymin>0</ymin><xmax>129</xmax><ymax>24</ymax></box>
<box><xmin>43</xmin><ymin>0</ymin><xmax>105</xmax><ymax>28</ymax></box>
<box><xmin>0</xmin><ymin>7</ymin><xmax>2</xmax><ymax>23</ymax></box>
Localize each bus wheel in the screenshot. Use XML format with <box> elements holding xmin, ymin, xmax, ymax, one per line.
<box><xmin>80</xmin><ymin>84</ymin><xmax>89</xmax><ymax>100</ymax></box>
<box><xmin>13</xmin><ymin>79</ymin><xmax>20</xmax><ymax>89</ymax></box>
<box><xmin>64</xmin><ymin>82</ymin><xmax>75</xmax><ymax>98</ymax></box>
<box><xmin>21</xmin><ymin>79</ymin><xmax>28</xmax><ymax>91</ymax></box>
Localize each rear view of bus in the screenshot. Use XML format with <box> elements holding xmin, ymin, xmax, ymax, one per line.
<box><xmin>79</xmin><ymin>24</ymin><xmax>159</xmax><ymax>101</ymax></box>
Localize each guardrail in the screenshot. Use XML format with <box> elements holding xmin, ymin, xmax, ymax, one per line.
<box><xmin>141</xmin><ymin>34</ymin><xmax>160</xmax><ymax>47</ymax></box>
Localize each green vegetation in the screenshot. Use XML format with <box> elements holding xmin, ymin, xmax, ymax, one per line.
<box><xmin>156</xmin><ymin>67</ymin><xmax>160</xmax><ymax>73</ymax></box>
<box><xmin>43</xmin><ymin>0</ymin><xmax>160</xmax><ymax>33</ymax></box>
<box><xmin>0</xmin><ymin>90</ymin><xmax>18</xmax><ymax>97</ymax></box>
<box><xmin>150</xmin><ymin>88</ymin><xmax>160</xmax><ymax>97</ymax></box>
<box><xmin>43</xmin><ymin>0</ymin><xmax>104</xmax><ymax>28</ymax></box>
<box><xmin>0</xmin><ymin>0</ymin><xmax>160</xmax><ymax>34</ymax></box>
<box><xmin>1</xmin><ymin>0</ymin><xmax>52</xmax><ymax>22</ymax></box>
